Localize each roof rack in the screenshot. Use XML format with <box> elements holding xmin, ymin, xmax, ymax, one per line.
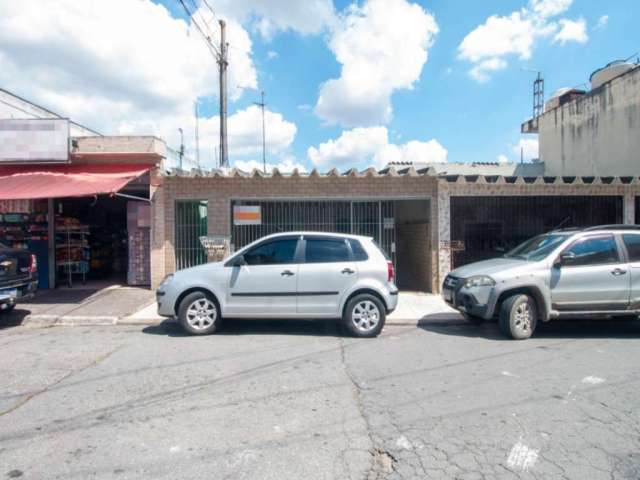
<box><xmin>583</xmin><ymin>224</ymin><xmax>640</xmax><ymax>231</ymax></box>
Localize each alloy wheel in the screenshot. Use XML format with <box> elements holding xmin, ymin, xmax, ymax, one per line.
<box><xmin>186</xmin><ymin>298</ymin><xmax>217</xmax><ymax>331</ymax></box>
<box><xmin>352</xmin><ymin>300</ymin><xmax>380</xmax><ymax>332</ymax></box>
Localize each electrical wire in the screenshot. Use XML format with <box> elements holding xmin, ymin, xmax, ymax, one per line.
<box><xmin>176</xmin><ymin>0</ymin><xmax>220</xmax><ymax>59</ymax></box>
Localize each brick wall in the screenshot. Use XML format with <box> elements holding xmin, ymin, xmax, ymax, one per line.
<box><xmin>151</xmin><ymin>173</ymin><xmax>439</xmax><ymax>290</ymax></box>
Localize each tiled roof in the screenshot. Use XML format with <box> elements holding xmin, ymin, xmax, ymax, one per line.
<box><xmin>162</xmin><ymin>167</ymin><xmax>639</xmax><ymax>185</ymax></box>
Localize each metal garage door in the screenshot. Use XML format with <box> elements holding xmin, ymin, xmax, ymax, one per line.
<box><xmin>450</xmin><ymin>195</ymin><xmax>623</xmax><ymax>269</ymax></box>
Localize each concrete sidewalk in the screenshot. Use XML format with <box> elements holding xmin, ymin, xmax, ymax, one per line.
<box><xmin>2</xmin><ymin>285</ymin><xmax>155</xmax><ymax>328</ymax></box>
<box><xmin>1</xmin><ymin>290</ymin><xmax>461</xmax><ymax>329</ymax></box>
<box><xmin>124</xmin><ymin>291</ymin><xmax>461</xmax><ymax>326</ymax></box>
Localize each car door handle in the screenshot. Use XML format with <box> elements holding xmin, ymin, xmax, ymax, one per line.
<box><xmin>281</xmin><ymin>270</ymin><xmax>295</xmax><ymax>276</ymax></box>
<box><xmin>341</xmin><ymin>268</ymin><xmax>355</xmax><ymax>275</ymax></box>
<box><xmin>611</xmin><ymin>268</ymin><xmax>627</xmax><ymax>276</ymax></box>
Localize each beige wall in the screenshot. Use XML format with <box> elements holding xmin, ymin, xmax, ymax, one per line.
<box><xmin>540</xmin><ymin>67</ymin><xmax>640</xmax><ymax>176</ymax></box>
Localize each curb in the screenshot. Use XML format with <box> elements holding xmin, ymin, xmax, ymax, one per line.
<box><xmin>17</xmin><ymin>315</ymin><xmax>428</xmax><ymax>328</ymax></box>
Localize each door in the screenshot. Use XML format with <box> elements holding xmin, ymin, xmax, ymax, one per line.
<box><xmin>297</xmin><ymin>236</ymin><xmax>358</xmax><ymax>316</ymax></box>
<box><xmin>622</xmin><ymin>233</ymin><xmax>640</xmax><ymax>309</ymax></box>
<box><xmin>225</xmin><ymin>236</ymin><xmax>301</xmax><ymax>317</ymax></box>
<box><xmin>550</xmin><ymin>234</ymin><xmax>629</xmax><ymax>311</ymax></box>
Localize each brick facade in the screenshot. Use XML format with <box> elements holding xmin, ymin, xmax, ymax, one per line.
<box><xmin>151</xmin><ymin>171</ymin><xmax>640</xmax><ymax>293</ymax></box>
<box><xmin>151</xmin><ymin>172</ymin><xmax>439</xmax><ymax>290</ymax></box>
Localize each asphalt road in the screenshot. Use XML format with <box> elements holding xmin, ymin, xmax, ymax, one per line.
<box><xmin>1</xmin><ymin>316</ymin><xmax>639</xmax><ymax>479</ymax></box>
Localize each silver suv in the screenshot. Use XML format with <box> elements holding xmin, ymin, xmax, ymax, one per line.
<box><xmin>443</xmin><ymin>225</ymin><xmax>640</xmax><ymax>340</ymax></box>
<box><xmin>157</xmin><ymin>232</ymin><xmax>398</xmax><ymax>337</ymax></box>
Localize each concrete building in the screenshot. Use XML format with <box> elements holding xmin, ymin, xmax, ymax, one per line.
<box><xmin>522</xmin><ymin>61</ymin><xmax>640</xmax><ymax>176</ymax></box>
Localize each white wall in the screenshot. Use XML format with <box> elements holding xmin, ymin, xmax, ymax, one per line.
<box><xmin>540</xmin><ymin>66</ymin><xmax>640</xmax><ymax>176</ymax></box>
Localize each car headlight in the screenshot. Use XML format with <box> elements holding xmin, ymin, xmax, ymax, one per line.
<box><xmin>464</xmin><ymin>275</ymin><xmax>495</xmax><ymax>288</ymax></box>
<box><xmin>159</xmin><ymin>274</ymin><xmax>174</xmax><ymax>288</ymax></box>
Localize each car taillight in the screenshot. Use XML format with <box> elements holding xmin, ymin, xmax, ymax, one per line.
<box><xmin>387</xmin><ymin>261</ymin><xmax>395</xmax><ymax>283</ymax></box>
<box><xmin>29</xmin><ymin>254</ymin><xmax>37</xmax><ymax>274</ymax></box>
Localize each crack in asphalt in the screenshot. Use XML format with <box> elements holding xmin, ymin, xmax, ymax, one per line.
<box><xmin>0</xmin><ymin>344</ymin><xmax>123</xmax><ymax>418</ymax></box>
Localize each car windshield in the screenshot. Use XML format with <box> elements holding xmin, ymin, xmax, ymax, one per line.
<box><xmin>503</xmin><ymin>234</ymin><xmax>569</xmax><ymax>261</ymax></box>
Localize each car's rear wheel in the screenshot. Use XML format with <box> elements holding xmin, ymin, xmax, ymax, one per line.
<box><xmin>343</xmin><ymin>294</ymin><xmax>385</xmax><ymax>338</ymax></box>
<box><xmin>178</xmin><ymin>291</ymin><xmax>220</xmax><ymax>335</ymax></box>
<box><xmin>499</xmin><ymin>294</ymin><xmax>537</xmax><ymax>340</ymax></box>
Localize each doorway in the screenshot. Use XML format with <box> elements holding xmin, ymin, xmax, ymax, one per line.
<box><xmin>394</xmin><ymin>199</ymin><xmax>431</xmax><ymax>292</ymax></box>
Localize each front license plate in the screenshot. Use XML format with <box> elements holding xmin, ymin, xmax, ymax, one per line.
<box><xmin>0</xmin><ymin>289</ymin><xmax>18</xmax><ymax>298</ymax></box>
<box><xmin>443</xmin><ymin>288</ymin><xmax>453</xmax><ymax>302</ymax></box>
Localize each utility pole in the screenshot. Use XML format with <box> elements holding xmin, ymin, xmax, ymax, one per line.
<box><xmin>254</xmin><ymin>90</ymin><xmax>266</xmax><ymax>173</ymax></box>
<box><xmin>194</xmin><ymin>101</ymin><xmax>200</xmax><ymax>168</ymax></box>
<box><xmin>178</xmin><ymin>128</ymin><xmax>184</xmax><ymax>170</ymax></box>
<box><xmin>218</xmin><ymin>20</ymin><xmax>229</xmax><ymax>168</ymax></box>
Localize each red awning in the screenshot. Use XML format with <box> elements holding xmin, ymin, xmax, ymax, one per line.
<box><xmin>0</xmin><ymin>164</ymin><xmax>151</xmax><ymax>200</ymax></box>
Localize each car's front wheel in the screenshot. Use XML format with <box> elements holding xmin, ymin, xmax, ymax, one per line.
<box><xmin>343</xmin><ymin>294</ymin><xmax>386</xmax><ymax>338</ymax></box>
<box><xmin>178</xmin><ymin>291</ymin><xmax>220</xmax><ymax>335</ymax></box>
<box><xmin>498</xmin><ymin>294</ymin><xmax>537</xmax><ymax>340</ymax></box>
<box><xmin>0</xmin><ymin>303</ymin><xmax>15</xmax><ymax>314</ymax></box>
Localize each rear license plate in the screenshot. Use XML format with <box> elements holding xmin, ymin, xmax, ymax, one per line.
<box><xmin>0</xmin><ymin>289</ymin><xmax>18</xmax><ymax>298</ymax></box>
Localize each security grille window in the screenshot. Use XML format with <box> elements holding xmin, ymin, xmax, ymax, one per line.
<box><xmin>348</xmin><ymin>239</ymin><xmax>369</xmax><ymax>261</ymax></box>
<box><xmin>175</xmin><ymin>200</ymin><xmax>208</xmax><ymax>270</ymax></box>
<box><xmin>305</xmin><ymin>238</ymin><xmax>350</xmax><ymax>263</ymax></box>
<box><xmin>562</xmin><ymin>235</ymin><xmax>620</xmax><ymax>266</ymax></box>
<box><xmin>231</xmin><ymin>200</ymin><xmax>395</xmax><ymax>263</ymax></box>
<box><xmin>622</xmin><ymin>234</ymin><xmax>640</xmax><ymax>262</ymax></box>
<box><xmin>243</xmin><ymin>239</ymin><xmax>298</xmax><ymax>265</ymax></box>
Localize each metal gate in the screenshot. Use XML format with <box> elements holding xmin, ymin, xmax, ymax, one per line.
<box><xmin>175</xmin><ymin>200</ymin><xmax>208</xmax><ymax>270</ymax></box>
<box><xmin>231</xmin><ymin>199</ymin><xmax>396</xmax><ymax>263</ymax></box>
<box><xmin>450</xmin><ymin>195</ymin><xmax>623</xmax><ymax>268</ymax></box>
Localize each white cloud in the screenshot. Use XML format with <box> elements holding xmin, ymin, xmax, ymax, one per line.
<box><xmin>195</xmin><ymin>105</ymin><xmax>297</xmax><ymax>162</ymax></box>
<box><xmin>0</xmin><ymin>0</ymin><xmax>310</xmax><ymax>170</ymax></box>
<box><xmin>459</xmin><ymin>0</ymin><xmax>588</xmax><ymax>81</ymax></box>
<box><xmin>307</xmin><ymin>126</ymin><xmax>447</xmax><ymax>170</ymax></box>
<box><xmin>470</xmin><ymin>58</ymin><xmax>508</xmax><ymax>82</ymax></box>
<box><xmin>267</xmin><ymin>50</ymin><xmax>278</xmax><ymax>60</ymax></box>
<box><xmin>553</xmin><ymin>18</ymin><xmax>588</xmax><ymax>44</ymax></box>
<box><xmin>315</xmin><ymin>0</ymin><xmax>439</xmax><ymax>127</ymax></box>
<box><xmin>513</xmin><ymin>138</ymin><xmax>539</xmax><ymax>161</ymax></box>
<box><xmin>497</xmin><ymin>154</ymin><xmax>509</xmax><ymax>164</ymax></box>
<box><xmin>595</xmin><ymin>14</ymin><xmax>609</xmax><ymax>30</ymax></box>
<box><xmin>235</xmin><ymin>155</ymin><xmax>307</xmax><ymax>173</ymax></box>
<box><xmin>530</xmin><ymin>0</ymin><xmax>573</xmax><ymax>18</ymax></box>
<box><xmin>212</xmin><ymin>0</ymin><xmax>336</xmax><ymax>40</ymax></box>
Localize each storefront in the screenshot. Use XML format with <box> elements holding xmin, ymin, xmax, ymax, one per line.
<box><xmin>0</xmin><ymin>124</ymin><xmax>163</xmax><ymax>289</ymax></box>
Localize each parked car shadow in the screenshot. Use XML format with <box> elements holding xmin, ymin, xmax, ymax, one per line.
<box><xmin>142</xmin><ymin>318</ymin><xmax>345</xmax><ymax>338</ymax></box>
<box><xmin>418</xmin><ymin>312</ymin><xmax>640</xmax><ymax>340</ymax></box>
<box><xmin>0</xmin><ymin>308</ymin><xmax>31</xmax><ymax>330</ymax></box>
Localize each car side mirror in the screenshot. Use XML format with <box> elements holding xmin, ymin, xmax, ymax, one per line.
<box><xmin>554</xmin><ymin>251</ymin><xmax>576</xmax><ymax>267</ymax></box>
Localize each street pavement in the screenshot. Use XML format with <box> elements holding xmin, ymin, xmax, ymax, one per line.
<box><xmin>1</xmin><ymin>315</ymin><xmax>640</xmax><ymax>479</ymax></box>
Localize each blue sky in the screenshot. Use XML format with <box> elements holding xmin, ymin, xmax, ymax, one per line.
<box><xmin>0</xmin><ymin>0</ymin><xmax>637</xmax><ymax>171</ymax></box>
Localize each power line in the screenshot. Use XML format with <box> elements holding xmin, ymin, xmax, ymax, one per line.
<box><xmin>176</xmin><ymin>0</ymin><xmax>220</xmax><ymax>58</ymax></box>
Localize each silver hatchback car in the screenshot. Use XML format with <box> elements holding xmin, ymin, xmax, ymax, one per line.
<box><xmin>157</xmin><ymin>232</ymin><xmax>399</xmax><ymax>337</ymax></box>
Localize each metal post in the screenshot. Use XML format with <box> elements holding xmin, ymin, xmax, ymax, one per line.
<box><xmin>254</xmin><ymin>90</ymin><xmax>267</xmax><ymax>173</ymax></box>
<box><xmin>218</xmin><ymin>20</ymin><xmax>229</xmax><ymax>168</ymax></box>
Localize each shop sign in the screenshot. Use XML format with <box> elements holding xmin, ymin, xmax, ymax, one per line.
<box><xmin>233</xmin><ymin>205</ymin><xmax>261</xmax><ymax>225</ymax></box>
<box><xmin>0</xmin><ymin>119</ymin><xmax>69</xmax><ymax>163</ymax></box>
